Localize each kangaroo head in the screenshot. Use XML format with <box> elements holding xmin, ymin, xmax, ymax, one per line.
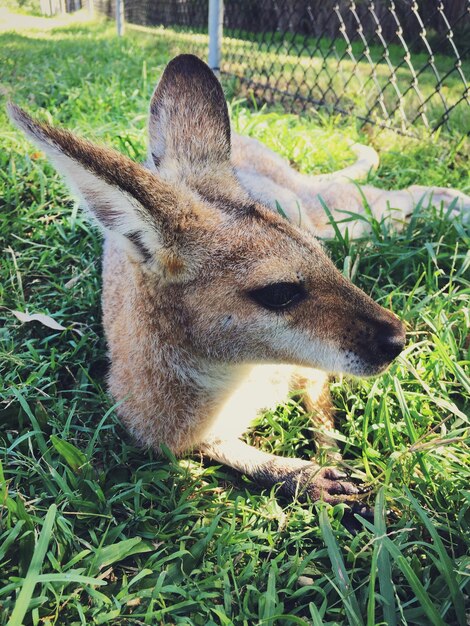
<box><xmin>9</xmin><ymin>54</ymin><xmax>405</xmax><ymax>377</ymax></box>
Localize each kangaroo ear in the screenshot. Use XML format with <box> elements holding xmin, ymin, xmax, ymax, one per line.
<box><xmin>148</xmin><ymin>54</ymin><xmax>231</xmax><ymax>174</ymax></box>
<box><xmin>8</xmin><ymin>103</ymin><xmax>191</xmax><ymax>268</ymax></box>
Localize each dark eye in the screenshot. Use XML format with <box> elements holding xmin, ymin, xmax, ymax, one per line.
<box><xmin>249</xmin><ymin>282</ymin><xmax>305</xmax><ymax>311</ymax></box>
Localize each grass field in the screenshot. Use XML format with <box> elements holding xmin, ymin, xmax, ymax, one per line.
<box><xmin>1</xmin><ymin>10</ymin><xmax>469</xmax><ymax>626</ymax></box>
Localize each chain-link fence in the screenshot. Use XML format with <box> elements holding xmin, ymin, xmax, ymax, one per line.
<box><xmin>94</xmin><ymin>0</ymin><xmax>470</xmax><ymax>136</ymax></box>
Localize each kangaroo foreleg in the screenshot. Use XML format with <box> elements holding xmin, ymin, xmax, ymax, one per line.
<box><xmin>201</xmin><ymin>438</ymin><xmax>366</xmax><ymax>503</ymax></box>
<box><xmin>291</xmin><ymin>368</ymin><xmax>342</xmax><ymax>461</ymax></box>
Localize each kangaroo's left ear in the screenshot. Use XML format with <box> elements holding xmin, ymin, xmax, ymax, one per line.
<box><xmin>148</xmin><ymin>54</ymin><xmax>231</xmax><ymax>176</ymax></box>
<box><xmin>7</xmin><ymin>102</ymin><xmax>213</xmax><ymax>279</ymax></box>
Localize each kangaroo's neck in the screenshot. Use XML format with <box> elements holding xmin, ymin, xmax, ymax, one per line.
<box><xmin>102</xmin><ymin>239</ymin><xmax>298</xmax><ymax>452</ymax></box>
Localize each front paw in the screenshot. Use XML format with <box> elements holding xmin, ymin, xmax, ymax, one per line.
<box><xmin>286</xmin><ymin>465</ymin><xmax>371</xmax><ymax>504</ymax></box>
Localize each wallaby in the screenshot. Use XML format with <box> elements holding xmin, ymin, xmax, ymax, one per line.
<box><xmin>9</xmin><ymin>55</ymin><xmax>468</xmax><ymax>505</ymax></box>
<box><xmin>231</xmin><ymin>133</ymin><xmax>470</xmax><ymax>240</ymax></box>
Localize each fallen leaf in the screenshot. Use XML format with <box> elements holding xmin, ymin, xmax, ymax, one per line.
<box><xmin>12</xmin><ymin>310</ymin><xmax>66</xmax><ymax>331</ymax></box>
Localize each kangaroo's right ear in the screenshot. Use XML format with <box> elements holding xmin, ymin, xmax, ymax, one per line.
<box><xmin>148</xmin><ymin>54</ymin><xmax>231</xmax><ymax>176</ymax></box>
<box><xmin>8</xmin><ymin>103</ymin><xmax>203</xmax><ymax>273</ymax></box>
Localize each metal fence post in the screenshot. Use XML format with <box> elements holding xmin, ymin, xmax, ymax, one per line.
<box><xmin>116</xmin><ymin>0</ymin><xmax>125</xmax><ymax>36</ymax></box>
<box><xmin>208</xmin><ymin>0</ymin><xmax>223</xmax><ymax>77</ymax></box>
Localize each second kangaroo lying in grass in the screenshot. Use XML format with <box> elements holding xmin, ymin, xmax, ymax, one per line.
<box><xmin>11</xmin><ymin>55</ymin><xmax>468</xmax><ymax>505</ymax></box>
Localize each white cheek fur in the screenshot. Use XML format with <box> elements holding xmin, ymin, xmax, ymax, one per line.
<box><xmin>270</xmin><ymin>325</ymin><xmax>373</xmax><ymax>376</ymax></box>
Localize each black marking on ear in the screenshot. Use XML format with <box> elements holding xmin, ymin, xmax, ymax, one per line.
<box><xmin>151</xmin><ymin>152</ymin><xmax>161</xmax><ymax>169</ymax></box>
<box><xmin>127</xmin><ymin>231</ymin><xmax>153</xmax><ymax>263</ymax></box>
<box><xmin>194</xmin><ymin>185</ymin><xmax>258</xmax><ymax>216</ymax></box>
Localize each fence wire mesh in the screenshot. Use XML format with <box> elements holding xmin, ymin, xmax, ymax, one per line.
<box><xmin>94</xmin><ymin>0</ymin><xmax>470</xmax><ymax>136</ymax></box>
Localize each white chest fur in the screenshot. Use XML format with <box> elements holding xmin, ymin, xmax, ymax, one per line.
<box><xmin>205</xmin><ymin>363</ymin><xmax>296</xmax><ymax>442</ymax></box>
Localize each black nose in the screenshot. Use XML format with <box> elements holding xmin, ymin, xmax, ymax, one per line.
<box><xmin>377</xmin><ymin>325</ymin><xmax>406</xmax><ymax>362</ymax></box>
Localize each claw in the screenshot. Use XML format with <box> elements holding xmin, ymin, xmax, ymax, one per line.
<box><xmin>327</xmin><ymin>480</ymin><xmax>359</xmax><ymax>496</ymax></box>
<box><xmin>342</xmin><ymin>501</ymin><xmax>375</xmax><ymax>533</ymax></box>
<box><xmin>323</xmin><ymin>467</ymin><xmax>348</xmax><ymax>480</ymax></box>
<box><xmin>290</xmin><ymin>465</ymin><xmax>373</xmax><ymax>506</ymax></box>
<box><xmin>305</xmin><ymin>466</ymin><xmax>371</xmax><ymax>503</ymax></box>
<box><xmin>348</xmin><ymin>501</ymin><xmax>374</xmax><ymax>520</ymax></box>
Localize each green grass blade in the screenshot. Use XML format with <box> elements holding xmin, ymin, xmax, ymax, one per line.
<box><xmin>7</xmin><ymin>503</ymin><xmax>56</xmax><ymax>626</ymax></box>
<box><xmin>50</xmin><ymin>435</ymin><xmax>88</xmax><ymax>473</ymax></box>
<box><xmin>432</xmin><ymin>334</ymin><xmax>470</xmax><ymax>396</ymax></box>
<box><xmin>366</xmin><ymin>543</ymin><xmax>378</xmax><ymax>626</ymax></box>
<box><xmin>405</xmin><ymin>193</ymin><xmax>426</xmax><ymax>238</ymax></box>
<box><xmin>393</xmin><ymin>378</ymin><xmax>431</xmax><ymax>482</ymax></box>
<box><xmin>275</xmin><ymin>200</ymin><xmax>289</xmax><ymax>221</ymax></box>
<box><xmin>319</xmin><ymin>508</ymin><xmax>365</xmax><ymax>626</ymax></box>
<box><xmin>165</xmin><ymin>514</ymin><xmax>222</xmax><ymax>584</ymax></box>
<box><xmin>380</xmin><ymin>393</ymin><xmax>396</xmax><ymax>452</ymax></box>
<box><xmin>405</xmin><ymin>488</ymin><xmax>466</xmax><ymax>625</ymax></box>
<box><xmin>351</xmin><ymin>181</ymin><xmax>382</xmax><ymax>239</ymax></box>
<box><xmin>318</xmin><ymin>195</ymin><xmax>348</xmax><ymax>252</ymax></box>
<box><xmin>36</xmin><ymin>573</ymin><xmax>107</xmax><ymax>586</ymax></box>
<box><xmin>374</xmin><ymin>489</ymin><xmax>397</xmax><ymax>626</ymax></box>
<box><xmin>260</xmin><ymin>563</ymin><xmax>278</xmax><ymax>624</ymax></box>
<box><xmin>10</xmin><ymin>389</ymin><xmax>49</xmax><ymax>460</ymax></box>
<box><xmin>0</xmin><ymin>521</ymin><xmax>25</xmax><ymax>562</ymax></box>
<box><xmin>309</xmin><ymin>602</ymin><xmax>326</xmax><ymax>626</ymax></box>
<box><xmin>360</xmin><ymin>517</ymin><xmax>447</xmax><ymax>626</ymax></box>
<box><xmin>91</xmin><ymin>537</ymin><xmax>152</xmax><ymax>573</ymax></box>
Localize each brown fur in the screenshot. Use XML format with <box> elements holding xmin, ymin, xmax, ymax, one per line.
<box><xmin>9</xmin><ymin>54</ymin><xmax>469</xmax><ymax>504</ymax></box>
